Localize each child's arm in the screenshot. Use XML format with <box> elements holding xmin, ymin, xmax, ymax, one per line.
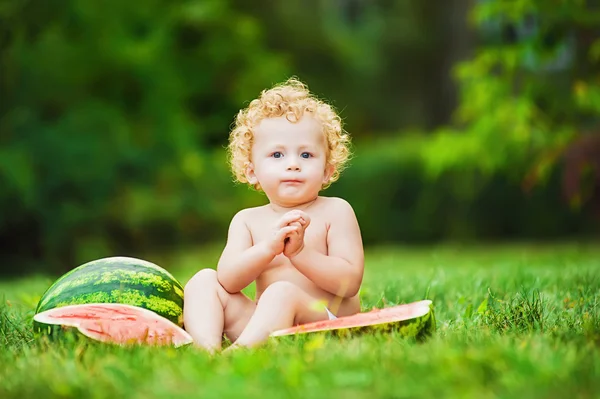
<box><xmin>288</xmin><ymin>199</ymin><xmax>364</xmax><ymax>298</ymax></box>
<box><xmin>216</xmin><ymin>210</ymin><xmax>300</xmax><ymax>294</ymax></box>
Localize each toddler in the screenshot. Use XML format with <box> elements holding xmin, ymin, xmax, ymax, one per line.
<box><xmin>183</xmin><ymin>78</ymin><xmax>364</xmax><ymax>351</ymax></box>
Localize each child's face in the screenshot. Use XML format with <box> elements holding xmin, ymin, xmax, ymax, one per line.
<box><xmin>246</xmin><ymin>115</ymin><xmax>334</xmax><ymax>206</ymax></box>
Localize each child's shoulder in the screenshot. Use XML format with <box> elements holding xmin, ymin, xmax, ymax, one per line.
<box><xmin>230</xmin><ymin>197</ymin><xmax>355</xmax><ymax>223</ymax></box>
<box><xmin>318</xmin><ymin>196</ymin><xmax>351</xmax><ymax>207</ymax></box>
<box><xmin>317</xmin><ymin>196</ymin><xmax>355</xmax><ymax>215</ymax></box>
<box><xmin>230</xmin><ymin>204</ymin><xmax>270</xmax><ymax>223</ymax></box>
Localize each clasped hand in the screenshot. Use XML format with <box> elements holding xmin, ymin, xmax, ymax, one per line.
<box><xmin>266</xmin><ymin>210</ymin><xmax>311</xmax><ymax>258</ymax></box>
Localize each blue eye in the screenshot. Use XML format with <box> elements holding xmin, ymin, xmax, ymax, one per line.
<box><xmin>272</xmin><ymin>152</ymin><xmax>282</xmax><ymax>158</ymax></box>
<box><xmin>301</xmin><ymin>152</ymin><xmax>312</xmax><ymax>159</ymax></box>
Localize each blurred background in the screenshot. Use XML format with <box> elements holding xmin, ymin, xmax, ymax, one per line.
<box><xmin>1</xmin><ymin>0</ymin><xmax>599</xmax><ymax>277</ymax></box>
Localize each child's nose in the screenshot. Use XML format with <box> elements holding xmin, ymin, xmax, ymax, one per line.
<box><xmin>286</xmin><ymin>156</ymin><xmax>300</xmax><ymax>171</ymax></box>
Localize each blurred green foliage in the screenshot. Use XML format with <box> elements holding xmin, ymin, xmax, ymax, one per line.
<box><xmin>0</xmin><ymin>0</ymin><xmax>599</xmax><ymax>275</ymax></box>
<box><xmin>329</xmin><ymin>134</ymin><xmax>597</xmax><ymax>245</ymax></box>
<box><xmin>424</xmin><ymin>0</ymin><xmax>600</xmax><ymax>179</ymax></box>
<box><xmin>1</xmin><ymin>0</ymin><xmax>291</xmax><ymax>270</ymax></box>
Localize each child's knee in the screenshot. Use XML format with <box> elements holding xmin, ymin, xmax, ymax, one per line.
<box><xmin>259</xmin><ymin>281</ymin><xmax>299</xmax><ymax>304</ymax></box>
<box><xmin>184</xmin><ymin>268</ymin><xmax>219</xmax><ymax>294</ymax></box>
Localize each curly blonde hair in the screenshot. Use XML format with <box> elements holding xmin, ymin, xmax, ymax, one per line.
<box><xmin>227</xmin><ymin>78</ymin><xmax>352</xmax><ymax>190</ymax></box>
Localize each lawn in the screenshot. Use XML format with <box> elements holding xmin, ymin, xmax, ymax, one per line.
<box><xmin>1</xmin><ymin>242</ymin><xmax>599</xmax><ymax>398</ymax></box>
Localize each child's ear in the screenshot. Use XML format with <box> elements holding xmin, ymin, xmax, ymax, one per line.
<box><xmin>245</xmin><ymin>162</ymin><xmax>258</xmax><ymax>185</ymax></box>
<box><xmin>323</xmin><ymin>164</ymin><xmax>335</xmax><ymax>183</ymax></box>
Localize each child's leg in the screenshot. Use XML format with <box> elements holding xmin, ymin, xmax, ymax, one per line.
<box><xmin>229</xmin><ymin>281</ymin><xmax>330</xmax><ymax>349</ymax></box>
<box><xmin>183</xmin><ymin>269</ymin><xmax>256</xmax><ymax>352</ymax></box>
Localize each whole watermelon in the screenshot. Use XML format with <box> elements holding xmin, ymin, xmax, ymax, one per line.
<box><xmin>34</xmin><ymin>257</ymin><xmax>185</xmax><ymax>333</ymax></box>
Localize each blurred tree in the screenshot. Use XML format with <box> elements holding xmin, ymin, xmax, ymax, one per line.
<box><xmin>0</xmin><ymin>0</ymin><xmax>597</xmax><ymax>276</ymax></box>
<box><xmin>0</xmin><ymin>0</ymin><xmax>289</xmax><ymax>273</ymax></box>
<box><xmin>235</xmin><ymin>0</ymin><xmax>473</xmax><ymax>133</ymax></box>
<box><xmin>422</xmin><ymin>0</ymin><xmax>600</xmax><ymax>212</ymax></box>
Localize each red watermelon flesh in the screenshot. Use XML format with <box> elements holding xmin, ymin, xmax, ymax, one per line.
<box><xmin>270</xmin><ymin>299</ymin><xmax>434</xmax><ymax>337</ymax></box>
<box><xmin>33</xmin><ymin>303</ymin><xmax>193</xmax><ymax>347</ymax></box>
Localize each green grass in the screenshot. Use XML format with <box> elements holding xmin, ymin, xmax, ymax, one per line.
<box><xmin>1</xmin><ymin>242</ymin><xmax>599</xmax><ymax>398</ymax></box>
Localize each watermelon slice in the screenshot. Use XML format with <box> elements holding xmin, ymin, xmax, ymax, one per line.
<box><xmin>33</xmin><ymin>303</ymin><xmax>193</xmax><ymax>347</ymax></box>
<box><xmin>270</xmin><ymin>299</ymin><xmax>435</xmax><ymax>338</ymax></box>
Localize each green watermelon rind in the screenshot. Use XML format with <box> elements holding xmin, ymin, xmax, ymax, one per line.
<box><xmin>34</xmin><ymin>257</ymin><xmax>185</xmax><ymax>332</ymax></box>
<box><xmin>271</xmin><ymin>300</ymin><xmax>436</xmax><ymax>339</ymax></box>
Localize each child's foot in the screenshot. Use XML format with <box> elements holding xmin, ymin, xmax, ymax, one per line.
<box><xmin>222</xmin><ymin>343</ymin><xmax>241</xmax><ymax>354</ymax></box>
<box><xmin>192</xmin><ymin>341</ymin><xmax>221</xmax><ymax>356</ymax></box>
